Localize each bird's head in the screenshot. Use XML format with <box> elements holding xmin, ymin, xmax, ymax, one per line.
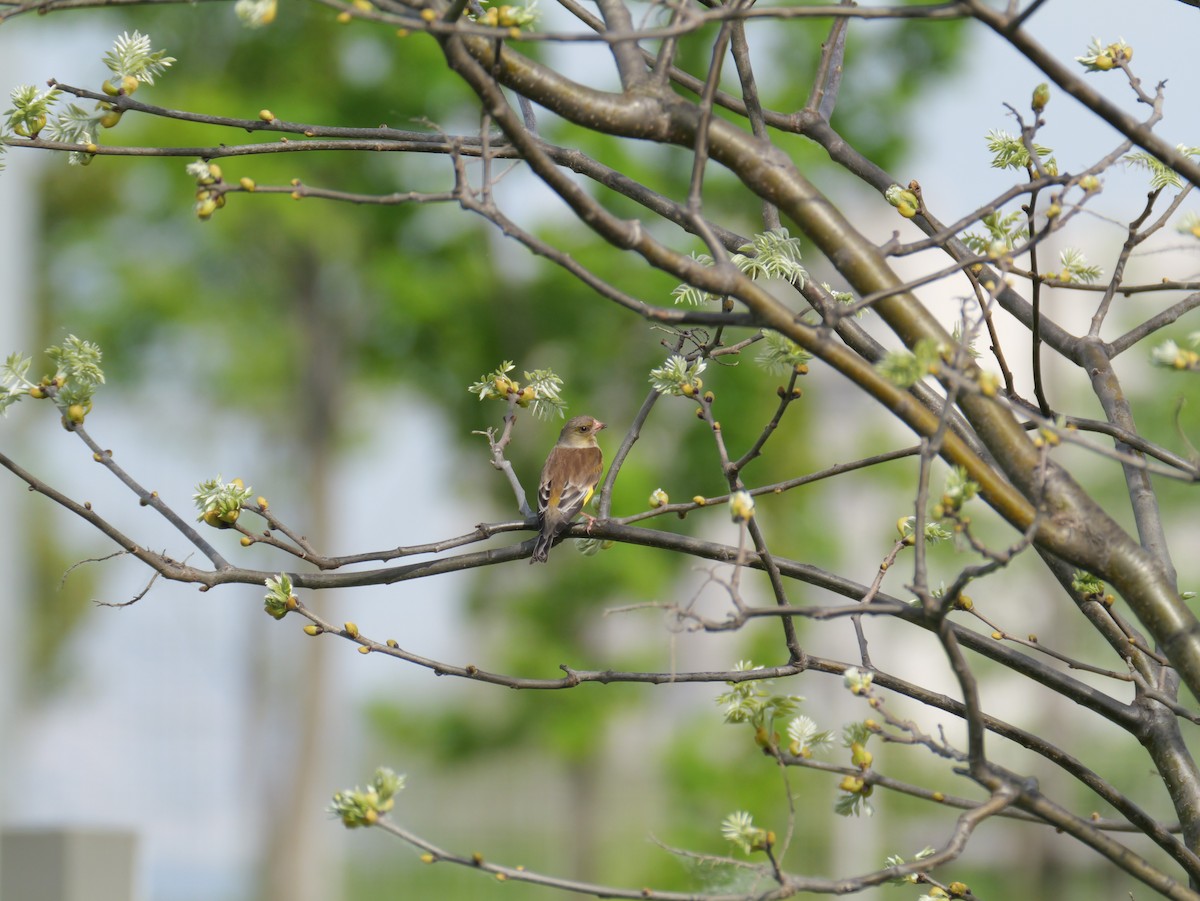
<box><xmin>558</xmin><ymin>415</ymin><xmax>606</xmax><ymax>446</ymax></box>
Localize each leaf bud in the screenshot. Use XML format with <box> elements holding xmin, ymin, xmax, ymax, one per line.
<box><xmin>850</xmin><ymin>742</ymin><xmax>873</xmax><ymax>769</ymax></box>
<box><xmin>1031</xmin><ymin>82</ymin><xmax>1050</xmax><ymax>113</ymax></box>
<box><xmin>885</xmin><ymin>184</ymin><xmax>920</xmax><ymax>218</ymax></box>
<box><xmin>728</xmin><ymin>490</ymin><xmax>755</xmax><ymax>523</ymax></box>
<box><xmin>838</xmin><ymin>775</ymin><xmax>865</xmax><ymax>794</ymax></box>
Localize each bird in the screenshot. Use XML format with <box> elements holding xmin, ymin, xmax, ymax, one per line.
<box><xmin>530</xmin><ymin>415</ymin><xmax>606</xmax><ymax>563</ymax></box>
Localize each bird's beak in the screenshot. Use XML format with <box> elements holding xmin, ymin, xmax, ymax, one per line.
<box><xmin>594</xmin><ymin>420</ymin><xmax>607</xmax><ymax>431</ymax></box>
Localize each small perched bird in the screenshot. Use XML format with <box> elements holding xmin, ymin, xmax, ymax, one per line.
<box><xmin>531</xmin><ymin>415</ymin><xmax>606</xmax><ymax>563</ymax></box>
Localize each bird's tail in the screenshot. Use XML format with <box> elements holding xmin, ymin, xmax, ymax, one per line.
<box><xmin>530</xmin><ymin>532</ymin><xmax>553</xmax><ymax>564</ymax></box>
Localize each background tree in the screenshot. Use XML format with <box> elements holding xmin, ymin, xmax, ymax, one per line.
<box><xmin>2</xmin><ymin>1</ymin><xmax>1200</xmax><ymax>899</ymax></box>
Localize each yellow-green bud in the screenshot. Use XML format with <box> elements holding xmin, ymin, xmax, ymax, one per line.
<box><xmin>850</xmin><ymin>741</ymin><xmax>873</xmax><ymax>769</ymax></box>
<box><xmin>728</xmin><ymin>490</ymin><xmax>755</xmax><ymax>523</ymax></box>
<box><xmin>885</xmin><ymin>184</ymin><xmax>920</xmax><ymax>218</ymax></box>
<box><xmin>838</xmin><ymin>775</ymin><xmax>865</xmax><ymax>794</ymax></box>
<box><xmin>1031</xmin><ymin>82</ymin><xmax>1050</xmax><ymax>113</ymax></box>
<box><xmin>1106</xmin><ymin>41</ymin><xmax>1132</xmax><ymax>63</ymax></box>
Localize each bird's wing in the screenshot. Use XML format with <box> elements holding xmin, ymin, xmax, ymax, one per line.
<box><xmin>539</xmin><ymin>446</ymin><xmax>603</xmax><ymax>523</ymax></box>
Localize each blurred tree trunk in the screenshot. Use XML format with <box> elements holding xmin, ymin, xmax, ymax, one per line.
<box><xmin>260</xmin><ymin>250</ymin><xmax>343</xmax><ymax>901</ymax></box>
